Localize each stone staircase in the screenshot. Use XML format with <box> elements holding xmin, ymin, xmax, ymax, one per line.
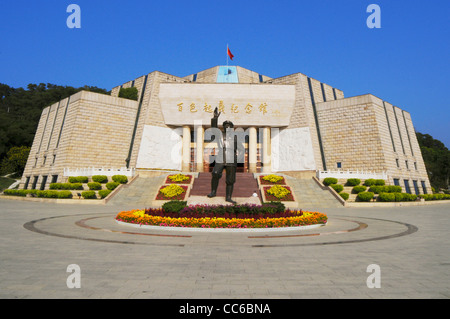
<box><xmin>285</xmin><ymin>177</ymin><xmax>343</xmax><ymax>209</ymax></box>
<box><xmin>106</xmin><ymin>174</ymin><xmax>166</xmax><ymax>207</ymax></box>
<box><xmin>106</xmin><ymin>172</ymin><xmax>343</xmax><ymax>209</ymax></box>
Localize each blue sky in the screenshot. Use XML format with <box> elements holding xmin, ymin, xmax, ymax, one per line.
<box><xmin>1</xmin><ymin>0</ymin><xmax>449</xmax><ymax>147</ymax></box>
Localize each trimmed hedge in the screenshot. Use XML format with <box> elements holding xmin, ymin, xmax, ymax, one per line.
<box><xmin>106</xmin><ymin>181</ymin><xmax>120</xmax><ymax>190</ymax></box>
<box><xmin>364</xmin><ymin>179</ymin><xmax>385</xmax><ymax>186</ymax></box>
<box><xmin>49</xmin><ymin>182</ymin><xmax>83</xmax><ymax>190</ymax></box>
<box><xmin>98</xmin><ymin>189</ymin><xmax>112</xmax><ymax>199</ymax></box>
<box><xmin>330</xmin><ymin>184</ymin><xmax>344</xmax><ymax>193</ymax></box>
<box><xmin>339</xmin><ymin>192</ymin><xmax>349</xmax><ymax>201</ymax></box>
<box><xmin>377</xmin><ymin>192</ymin><xmax>416</xmax><ymax>202</ymax></box>
<box><xmin>421</xmin><ymin>194</ymin><xmax>450</xmax><ymax>201</ymax></box>
<box><xmin>357</xmin><ymin>191</ymin><xmax>374</xmax><ymax>202</ymax></box>
<box><xmin>68</xmin><ymin>176</ymin><xmax>89</xmax><ymax>183</ymax></box>
<box><xmin>81</xmin><ymin>191</ymin><xmax>97</xmax><ymax>199</ymax></box>
<box><xmin>112</xmin><ymin>175</ymin><xmax>128</xmax><ymax>184</ymax></box>
<box><xmin>162</xmin><ymin>200</ymin><xmax>188</xmax><ymax>213</ymax></box>
<box><xmin>88</xmin><ymin>182</ymin><xmax>102</xmax><ymax>190</ymax></box>
<box><xmin>3</xmin><ymin>189</ymin><xmax>72</xmax><ymax>198</ymax></box>
<box><xmin>369</xmin><ymin>185</ymin><xmax>402</xmax><ymax>194</ymax></box>
<box><xmin>352</xmin><ymin>185</ymin><xmax>367</xmax><ymax>194</ymax></box>
<box><xmin>323</xmin><ymin>178</ymin><xmax>338</xmax><ymax>186</ymax></box>
<box><xmin>92</xmin><ymin>175</ymin><xmax>108</xmax><ymax>183</ymax></box>
<box><xmin>346</xmin><ymin>178</ymin><xmax>361</xmax><ymax>186</ymax></box>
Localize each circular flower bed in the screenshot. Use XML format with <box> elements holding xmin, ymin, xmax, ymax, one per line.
<box><xmin>115</xmin><ymin>203</ymin><xmax>327</xmax><ymax>229</ymax></box>
<box><xmin>155</xmin><ymin>184</ymin><xmax>188</xmax><ymax>200</ymax></box>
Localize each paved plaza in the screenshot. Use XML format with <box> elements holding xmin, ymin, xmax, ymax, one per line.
<box><xmin>0</xmin><ymin>197</ymin><xmax>449</xmax><ymax>299</ymax></box>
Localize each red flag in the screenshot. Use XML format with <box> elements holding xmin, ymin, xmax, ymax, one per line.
<box><xmin>227</xmin><ymin>47</ymin><xmax>234</xmax><ymax>60</ymax></box>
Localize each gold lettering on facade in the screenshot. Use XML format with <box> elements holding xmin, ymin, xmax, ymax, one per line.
<box><xmin>190</xmin><ymin>103</ymin><xmax>197</xmax><ymax>112</ymax></box>
<box><xmin>177</xmin><ymin>103</ymin><xmax>183</xmax><ymax>112</ymax></box>
<box><xmin>259</xmin><ymin>102</ymin><xmax>268</xmax><ymax>114</ymax></box>
<box><xmin>244</xmin><ymin>103</ymin><xmax>253</xmax><ymax>114</ymax></box>
<box><xmin>231</xmin><ymin>104</ymin><xmax>239</xmax><ymax>113</ymax></box>
<box><xmin>203</xmin><ymin>103</ymin><xmax>213</xmax><ymax>113</ymax></box>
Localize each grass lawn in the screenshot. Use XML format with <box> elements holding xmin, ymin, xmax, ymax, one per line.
<box><xmin>0</xmin><ymin>176</ymin><xmax>17</xmax><ymax>192</ymax></box>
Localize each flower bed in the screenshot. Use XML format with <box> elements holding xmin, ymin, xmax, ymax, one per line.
<box><xmin>115</xmin><ymin>205</ymin><xmax>327</xmax><ymax>229</ymax></box>
<box><xmin>165</xmin><ymin>174</ymin><xmax>192</xmax><ymax>184</ymax></box>
<box><xmin>263</xmin><ymin>185</ymin><xmax>295</xmax><ymax>201</ymax></box>
<box><xmin>155</xmin><ymin>184</ymin><xmax>188</xmax><ymax>201</ymax></box>
<box><xmin>259</xmin><ymin>174</ymin><xmax>286</xmax><ymax>185</ymax></box>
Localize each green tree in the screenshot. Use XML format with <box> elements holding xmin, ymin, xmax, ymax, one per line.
<box><xmin>118</xmin><ymin>87</ymin><xmax>138</xmax><ymax>101</ymax></box>
<box><xmin>0</xmin><ymin>146</ymin><xmax>30</xmax><ymax>175</ymax></box>
<box><xmin>0</xmin><ymin>83</ymin><xmax>108</xmax><ymax>163</ymax></box>
<box><xmin>416</xmin><ymin>132</ymin><xmax>450</xmax><ymax>191</ymax></box>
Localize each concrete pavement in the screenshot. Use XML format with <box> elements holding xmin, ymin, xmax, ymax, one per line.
<box><xmin>0</xmin><ymin>197</ymin><xmax>449</xmax><ymax>299</ymax></box>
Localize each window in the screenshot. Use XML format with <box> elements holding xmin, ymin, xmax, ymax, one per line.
<box><xmin>404</xmin><ymin>179</ymin><xmax>411</xmax><ymax>194</ymax></box>
<box><xmin>31</xmin><ymin>176</ymin><xmax>39</xmax><ymax>190</ymax></box>
<box><xmin>396</xmin><ymin>159</ymin><xmax>400</xmax><ymax>168</ymax></box>
<box><xmin>421</xmin><ymin>181</ymin><xmax>427</xmax><ymax>194</ymax></box>
<box><xmin>24</xmin><ymin>176</ymin><xmax>30</xmax><ymax>190</ymax></box>
<box><xmin>337</xmin><ymin>162</ymin><xmax>342</xmax><ymax>169</ymax></box>
<box><xmin>405</xmin><ymin>160</ymin><xmax>409</xmax><ymax>169</ymax></box>
<box><xmin>51</xmin><ymin>175</ymin><xmax>58</xmax><ymax>184</ymax></box>
<box><xmin>52</xmin><ymin>154</ymin><xmax>56</xmax><ymax>165</ymax></box>
<box><xmin>414</xmin><ymin>162</ymin><xmax>417</xmax><ymax>170</ymax></box>
<box><xmin>40</xmin><ymin>175</ymin><xmax>48</xmax><ymax>190</ymax></box>
<box><xmin>393</xmin><ymin>178</ymin><xmax>400</xmax><ymax>186</ymax></box>
<box><xmin>413</xmin><ymin>180</ymin><xmax>419</xmax><ymax>195</ymax></box>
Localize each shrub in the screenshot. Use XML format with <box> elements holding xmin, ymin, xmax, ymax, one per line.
<box><xmin>106</xmin><ymin>181</ymin><xmax>120</xmax><ymax>190</ymax></box>
<box><xmin>364</xmin><ymin>179</ymin><xmax>376</xmax><ymax>186</ymax></box>
<box><xmin>369</xmin><ymin>185</ymin><xmax>402</xmax><ymax>194</ymax></box>
<box><xmin>162</xmin><ymin>200</ymin><xmax>188</xmax><ymax>213</ymax></box>
<box><xmin>352</xmin><ymin>185</ymin><xmax>366</xmax><ymax>194</ymax></box>
<box><xmin>98</xmin><ymin>189</ymin><xmax>112</xmax><ymax>199</ymax></box>
<box><xmin>112</xmin><ymin>175</ymin><xmax>128</xmax><ymax>184</ymax></box>
<box><xmin>57</xmin><ymin>190</ymin><xmax>73</xmax><ymax>199</ymax></box>
<box><xmin>36</xmin><ymin>190</ymin><xmax>59</xmax><ymax>198</ymax></box>
<box><xmin>330</xmin><ymin>184</ymin><xmax>344</xmax><ymax>193</ymax></box>
<box><xmin>378</xmin><ymin>192</ymin><xmax>395</xmax><ymax>202</ymax></box>
<box><xmin>346</xmin><ymin>178</ymin><xmax>361</xmax><ymax>186</ymax></box>
<box><xmin>357</xmin><ymin>191</ymin><xmax>374</xmax><ymax>202</ymax></box>
<box><xmin>92</xmin><ymin>175</ymin><xmax>108</xmax><ymax>183</ymax></box>
<box><xmin>375</xmin><ymin>179</ymin><xmax>385</xmax><ymax>186</ymax></box>
<box><xmin>340</xmin><ymin>192</ymin><xmax>349</xmax><ymax>201</ymax></box>
<box><xmin>50</xmin><ymin>183</ymin><xmax>83</xmax><ymax>190</ymax></box>
<box><xmin>88</xmin><ymin>182</ymin><xmax>102</xmax><ymax>190</ymax></box>
<box><xmin>422</xmin><ymin>194</ymin><xmax>450</xmax><ymax>201</ymax></box>
<box><xmin>68</xmin><ymin>176</ymin><xmax>88</xmax><ymax>183</ymax></box>
<box><xmin>262</xmin><ymin>201</ymin><xmax>286</xmax><ymax>213</ymax></box>
<box><xmin>81</xmin><ymin>191</ymin><xmax>97</xmax><ymax>199</ymax></box>
<box><xmin>323</xmin><ymin>177</ymin><xmax>338</xmax><ymax>186</ymax></box>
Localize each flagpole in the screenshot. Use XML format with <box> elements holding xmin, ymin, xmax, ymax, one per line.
<box><xmin>226</xmin><ymin>43</ymin><xmax>229</xmax><ymax>69</ymax></box>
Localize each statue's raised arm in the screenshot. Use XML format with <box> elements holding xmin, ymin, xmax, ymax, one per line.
<box><xmin>211</xmin><ymin>107</ymin><xmax>221</xmax><ymax>128</ymax></box>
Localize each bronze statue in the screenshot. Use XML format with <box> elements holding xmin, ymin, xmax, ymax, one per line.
<box><xmin>207</xmin><ymin>107</ymin><xmax>237</xmax><ymax>204</ymax></box>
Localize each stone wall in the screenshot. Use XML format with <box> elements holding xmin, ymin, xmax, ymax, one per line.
<box><xmin>316</xmin><ymin>94</ymin><xmax>431</xmax><ymax>193</ymax></box>
<box><xmin>20</xmin><ymin>91</ymin><xmax>138</xmax><ymax>189</ymax></box>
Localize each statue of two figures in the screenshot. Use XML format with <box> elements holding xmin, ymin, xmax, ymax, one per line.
<box><xmin>207</xmin><ymin>107</ymin><xmax>239</xmax><ymax>204</ymax></box>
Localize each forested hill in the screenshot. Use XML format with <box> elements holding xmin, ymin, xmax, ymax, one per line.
<box><xmin>0</xmin><ymin>83</ymin><xmax>108</xmax><ymax>160</ymax></box>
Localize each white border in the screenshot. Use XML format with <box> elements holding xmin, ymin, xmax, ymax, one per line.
<box><xmin>115</xmin><ymin>220</ymin><xmax>326</xmax><ymax>233</ymax></box>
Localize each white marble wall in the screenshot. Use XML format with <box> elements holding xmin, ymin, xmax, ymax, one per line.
<box><xmin>271</xmin><ymin>127</ymin><xmax>316</xmax><ymax>172</ymax></box>
<box><xmin>136</xmin><ymin>125</ymin><xmax>182</xmax><ymax>170</ymax></box>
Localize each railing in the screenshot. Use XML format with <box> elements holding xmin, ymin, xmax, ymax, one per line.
<box><xmin>316</xmin><ymin>170</ymin><xmax>388</xmax><ymax>180</ymax></box>
<box><xmin>63</xmin><ymin>167</ymin><xmax>135</xmax><ymax>177</ymax></box>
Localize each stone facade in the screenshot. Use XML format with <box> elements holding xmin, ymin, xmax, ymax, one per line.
<box><xmin>19</xmin><ymin>65</ymin><xmax>431</xmax><ymax>195</ymax></box>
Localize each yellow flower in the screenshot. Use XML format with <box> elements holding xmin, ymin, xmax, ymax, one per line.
<box><xmin>160</xmin><ymin>184</ymin><xmax>186</xmax><ymax>198</ymax></box>
<box><xmin>262</xmin><ymin>174</ymin><xmax>284</xmax><ymax>183</ymax></box>
<box><xmin>267</xmin><ymin>185</ymin><xmax>290</xmax><ymax>199</ymax></box>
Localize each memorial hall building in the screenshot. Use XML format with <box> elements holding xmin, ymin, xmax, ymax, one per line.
<box><xmin>19</xmin><ymin>65</ymin><xmax>431</xmax><ymax>195</ymax></box>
